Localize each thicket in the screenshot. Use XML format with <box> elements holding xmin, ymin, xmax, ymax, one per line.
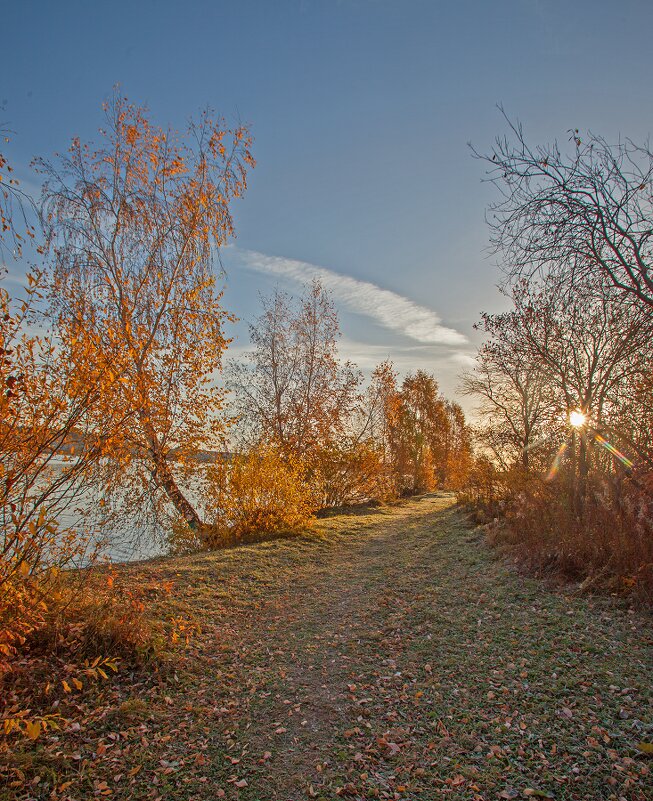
<box><xmin>463</xmin><ymin>119</ymin><xmax>653</xmax><ymax>602</ymax></box>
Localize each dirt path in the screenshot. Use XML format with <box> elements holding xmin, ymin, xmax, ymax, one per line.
<box><xmin>6</xmin><ymin>494</ymin><xmax>653</xmax><ymax>800</ymax></box>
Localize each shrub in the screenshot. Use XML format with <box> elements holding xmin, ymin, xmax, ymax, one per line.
<box><xmin>0</xmin><ymin>524</ymin><xmax>99</xmax><ymax>675</ymax></box>
<box><xmin>0</xmin><ymin>269</ymin><xmax>108</xmax><ymax>675</ymax></box>
<box><xmin>215</xmin><ymin>444</ymin><xmax>315</xmax><ymax>542</ymax></box>
<box><xmin>168</xmin><ymin>444</ymin><xmax>316</xmax><ymax>553</ymax></box>
<box><xmin>0</xmin><ymin>568</ymin><xmax>154</xmax><ymax>743</ymax></box>
<box><xmin>315</xmin><ymin>440</ymin><xmax>395</xmax><ymax>508</ymax></box>
<box><xmin>457</xmin><ymin>456</ymin><xmax>508</xmax><ymax>521</ymax></box>
<box><xmin>468</xmin><ymin>463</ymin><xmax>653</xmax><ymax>603</ymax></box>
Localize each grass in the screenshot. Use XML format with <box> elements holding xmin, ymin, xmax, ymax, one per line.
<box><xmin>2</xmin><ymin>492</ymin><xmax>652</xmax><ymax>800</ymax></box>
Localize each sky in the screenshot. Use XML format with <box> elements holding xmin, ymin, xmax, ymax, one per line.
<box><xmin>4</xmin><ymin>0</ymin><xmax>653</xmax><ymax>409</ymax></box>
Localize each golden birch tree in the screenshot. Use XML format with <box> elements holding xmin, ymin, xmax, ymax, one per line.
<box><xmin>39</xmin><ymin>94</ymin><xmax>255</xmax><ymax>531</ymax></box>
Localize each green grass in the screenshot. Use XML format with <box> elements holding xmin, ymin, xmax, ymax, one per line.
<box><xmin>2</xmin><ymin>493</ymin><xmax>652</xmax><ymax>800</ymax></box>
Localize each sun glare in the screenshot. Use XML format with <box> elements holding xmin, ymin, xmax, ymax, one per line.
<box><xmin>569</xmin><ymin>409</ymin><xmax>587</xmax><ymax>428</ymax></box>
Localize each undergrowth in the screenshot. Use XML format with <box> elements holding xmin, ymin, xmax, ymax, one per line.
<box><xmin>460</xmin><ymin>467</ymin><xmax>653</xmax><ymax>604</ymax></box>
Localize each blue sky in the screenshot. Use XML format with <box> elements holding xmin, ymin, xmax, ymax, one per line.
<box><xmin>4</xmin><ymin>0</ymin><xmax>653</xmax><ymax>406</ymax></box>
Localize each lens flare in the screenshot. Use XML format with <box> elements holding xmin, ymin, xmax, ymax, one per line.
<box><xmin>545</xmin><ymin>441</ymin><xmax>569</xmax><ymax>482</ymax></box>
<box><xmin>544</xmin><ymin>428</ymin><xmax>635</xmax><ymax>483</ymax></box>
<box><xmin>593</xmin><ymin>433</ymin><xmax>634</xmax><ymax>470</ymax></box>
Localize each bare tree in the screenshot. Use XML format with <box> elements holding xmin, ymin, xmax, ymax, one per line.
<box><xmin>460</xmin><ymin>316</ymin><xmax>552</xmax><ymax>472</ymax></box>
<box><xmin>510</xmin><ymin>274</ymin><xmax>653</xmax><ymax>507</ymax></box>
<box><xmin>475</xmin><ymin>111</ymin><xmax>653</xmax><ymax>312</ymax></box>
<box><xmin>228</xmin><ymin>280</ymin><xmax>361</xmax><ymax>457</ymax></box>
<box><xmin>466</xmin><ymin>269</ymin><xmax>652</xmax><ymax>517</ymax></box>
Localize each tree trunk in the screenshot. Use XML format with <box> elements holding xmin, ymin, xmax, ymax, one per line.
<box><xmin>139</xmin><ymin>412</ymin><xmax>203</xmax><ymax>530</ymax></box>
<box><xmin>577</xmin><ymin>431</ymin><xmax>589</xmax><ymax>518</ymax></box>
<box><xmin>150</xmin><ymin>452</ymin><xmax>203</xmax><ymax>530</ymax></box>
<box><xmin>570</xmin><ymin>430</ymin><xmax>578</xmax><ymax>515</ymax></box>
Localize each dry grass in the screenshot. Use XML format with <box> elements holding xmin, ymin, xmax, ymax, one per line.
<box><xmin>474</xmin><ymin>472</ymin><xmax>653</xmax><ymax>604</ymax></box>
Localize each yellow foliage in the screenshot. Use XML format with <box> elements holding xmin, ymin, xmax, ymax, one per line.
<box><xmin>0</xmin><ymin>264</ymin><xmax>109</xmax><ymax>675</ymax></box>
<box><xmin>315</xmin><ymin>440</ymin><xmax>395</xmax><ymax>508</ymax></box>
<box><xmin>169</xmin><ymin>444</ymin><xmax>315</xmax><ymax>553</ymax></box>
<box><xmin>213</xmin><ymin>445</ymin><xmax>315</xmax><ymax>543</ymax></box>
<box><xmin>42</xmin><ymin>93</ymin><xmax>255</xmax><ymax>532</ymax></box>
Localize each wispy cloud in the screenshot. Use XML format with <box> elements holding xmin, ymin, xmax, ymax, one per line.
<box><xmin>337</xmin><ymin>338</ymin><xmax>476</xmax><ymax>375</ymax></box>
<box><xmin>231</xmin><ymin>248</ymin><xmax>467</xmax><ymax>346</ymax></box>
<box><xmin>335</xmin><ymin>338</ymin><xmax>478</xmax><ymax>415</ymax></box>
<box><xmin>448</xmin><ymin>350</ymin><xmax>477</xmax><ymax>368</ymax></box>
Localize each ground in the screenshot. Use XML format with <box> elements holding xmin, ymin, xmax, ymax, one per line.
<box><xmin>3</xmin><ymin>493</ymin><xmax>652</xmax><ymax>800</ymax></box>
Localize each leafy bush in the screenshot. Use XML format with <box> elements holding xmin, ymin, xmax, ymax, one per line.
<box><xmin>170</xmin><ymin>444</ymin><xmax>315</xmax><ymax>553</ymax></box>
<box><xmin>315</xmin><ymin>440</ymin><xmax>394</xmax><ymax>508</ymax></box>
<box><xmin>1</xmin><ymin>569</ymin><xmax>155</xmax><ymax>743</ymax></box>
<box><xmin>213</xmin><ymin>444</ymin><xmax>315</xmax><ymax>543</ymax></box>
<box><xmin>0</xmin><ymin>269</ymin><xmax>103</xmax><ymax>674</ymax></box>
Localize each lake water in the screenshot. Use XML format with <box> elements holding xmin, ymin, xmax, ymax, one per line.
<box><xmin>44</xmin><ymin>462</ymin><xmax>204</xmax><ymax>565</ymax></box>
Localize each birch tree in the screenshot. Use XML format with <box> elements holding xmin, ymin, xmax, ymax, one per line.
<box><xmin>40</xmin><ymin>94</ymin><xmax>255</xmax><ymax>531</ymax></box>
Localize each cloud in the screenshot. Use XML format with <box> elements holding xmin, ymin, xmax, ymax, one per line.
<box><xmin>335</xmin><ymin>338</ymin><xmax>478</xmax><ymax>415</ymax></box>
<box><xmin>337</xmin><ymin>337</ymin><xmax>475</xmax><ymax>374</ymax></box>
<box><xmin>447</xmin><ymin>350</ymin><xmax>477</xmax><ymax>367</ymax></box>
<box><xmin>231</xmin><ymin>248</ymin><xmax>467</xmax><ymax>346</ymax></box>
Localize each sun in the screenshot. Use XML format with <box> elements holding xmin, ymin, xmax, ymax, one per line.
<box><xmin>569</xmin><ymin>409</ymin><xmax>587</xmax><ymax>428</ymax></box>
